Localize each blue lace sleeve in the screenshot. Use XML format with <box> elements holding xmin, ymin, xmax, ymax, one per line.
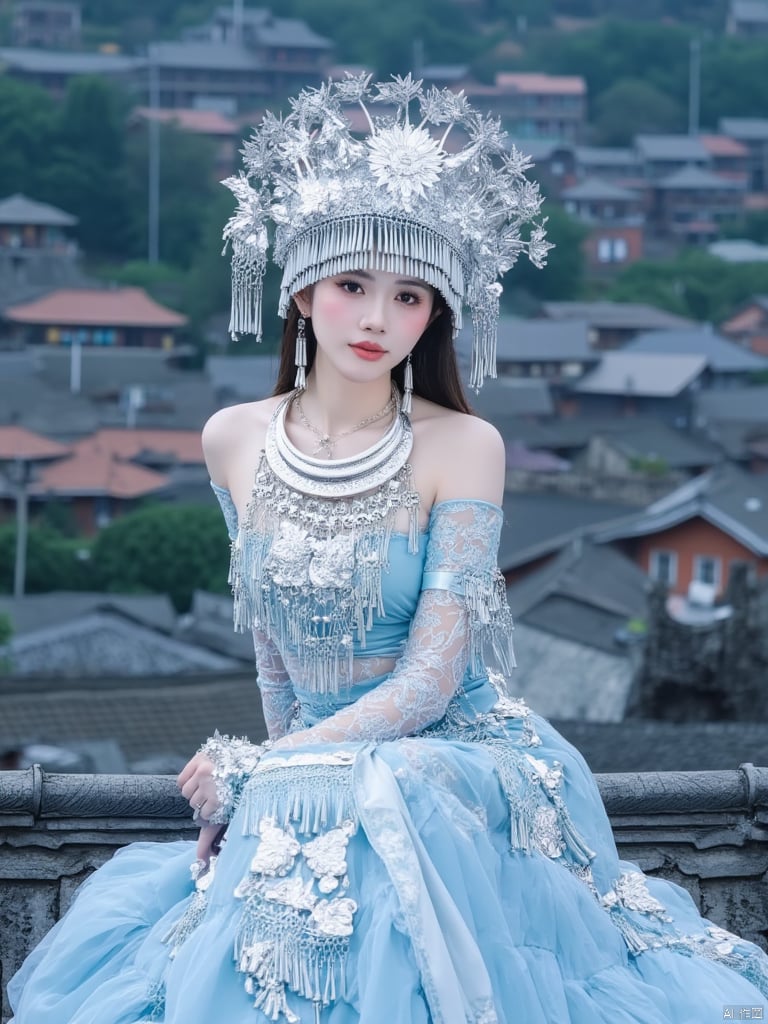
<box><xmin>211</xmin><ymin>481</ymin><xmax>298</xmax><ymax>741</ymax></box>
<box><xmin>277</xmin><ymin>501</ymin><xmax>515</xmax><ymax>746</ymax></box>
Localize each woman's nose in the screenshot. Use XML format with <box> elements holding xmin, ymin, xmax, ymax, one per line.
<box><xmin>359</xmin><ymin>298</ymin><xmax>386</xmax><ymax>332</ymax></box>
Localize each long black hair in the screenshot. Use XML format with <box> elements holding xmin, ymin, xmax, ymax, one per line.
<box><xmin>272</xmin><ymin>298</ymin><xmax>473</xmax><ymax>415</ymax></box>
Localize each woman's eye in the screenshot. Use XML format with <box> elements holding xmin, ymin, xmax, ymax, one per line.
<box><xmin>398</xmin><ymin>291</ymin><xmax>421</xmax><ymax>305</ymax></box>
<box><xmin>338</xmin><ymin>280</ymin><xmax>363</xmax><ymax>293</ymax></box>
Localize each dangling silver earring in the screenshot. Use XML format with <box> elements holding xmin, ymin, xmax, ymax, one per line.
<box><xmin>295</xmin><ymin>315</ymin><xmax>307</xmax><ymax>390</ymax></box>
<box><xmin>402</xmin><ymin>352</ymin><xmax>413</xmax><ymax>415</ymax></box>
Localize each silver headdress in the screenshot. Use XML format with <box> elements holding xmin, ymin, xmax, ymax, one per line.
<box><xmin>223</xmin><ymin>73</ymin><xmax>551</xmax><ymax>389</ymax></box>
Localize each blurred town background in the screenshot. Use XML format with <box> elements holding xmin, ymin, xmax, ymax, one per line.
<box><xmin>1</xmin><ymin>0</ymin><xmax>768</xmax><ymax>778</ymax></box>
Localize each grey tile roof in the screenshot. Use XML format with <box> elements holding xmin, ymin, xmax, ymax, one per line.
<box><xmin>541</xmin><ymin>302</ymin><xmax>694</xmax><ymax>331</ymax></box>
<box><xmin>575</xmin><ymin>146</ymin><xmax>637</xmax><ymax>167</ymax></box>
<box><xmin>470</xmin><ymin>378</ymin><xmax>555</xmax><ymax>421</ymax></box>
<box><xmin>481</xmin><ymin>318</ymin><xmax>595</xmax><ymax>362</ymax></box>
<box><xmin>574</xmin><ymin>352</ymin><xmax>707</xmax><ymax>396</ymax></box>
<box><xmin>594</xmin><ymin>462</ymin><xmax>768</xmax><ymax>554</ymax></box>
<box><xmin>511</xmin><ymin>622</ymin><xmax>632</xmax><ymax>721</ymax></box>
<box><xmin>0</xmin><ymin>47</ymin><xmax>145</xmax><ymax>73</ymax></box>
<box><xmin>695</xmin><ymin>386</ymin><xmax>768</xmax><ymax>422</ymax></box>
<box><xmin>720</xmin><ymin>117</ymin><xmax>768</xmax><ymax>141</ymax></box>
<box><xmin>499</xmin><ymin>490</ymin><xmax>635</xmax><ymax>569</ymax></box>
<box><xmin>601</xmin><ymin>420</ymin><xmax>722</xmax><ymax>469</ymax></box>
<box><xmin>257</xmin><ymin>18</ymin><xmax>331</xmax><ymax>49</ymax></box>
<box><xmin>561</xmin><ymin>177</ymin><xmax>639</xmax><ymax>202</ymax></box>
<box><xmin>0</xmin><ymin>193</ymin><xmax>77</xmax><ymax>227</ymax></box>
<box><xmin>625</xmin><ymin>327</ymin><xmax>768</xmax><ymax>373</ymax></box>
<box><xmin>552</xmin><ymin>719</ymin><xmax>768</xmax><ymax>773</ymax></box>
<box><xmin>2</xmin><ymin>611</ymin><xmax>242</xmax><ymax>677</ymax></box>
<box><xmin>148</xmin><ymin>41</ymin><xmax>262</xmax><ymax>71</ymax></box>
<box><xmin>0</xmin><ymin>373</ymin><xmax>100</xmax><ymax>435</ymax></box>
<box><xmin>656</xmin><ymin>164</ymin><xmax>746</xmax><ymax>190</ymax></box>
<box><xmin>731</xmin><ymin>0</ymin><xmax>768</xmax><ymax>23</ymax></box>
<box><xmin>507</xmin><ymin>539</ymin><xmax>647</xmax><ymax>653</ymax></box>
<box><xmin>709</xmin><ymin>239</ymin><xmax>768</xmax><ymax>263</ymax></box>
<box><xmin>0</xmin><ymin>592</ymin><xmax>177</xmax><ymax>636</ymax></box>
<box><xmin>635</xmin><ymin>134</ymin><xmax>710</xmax><ymax>161</ymax></box>
<box><xmin>206</xmin><ymin>353</ymin><xmax>281</xmax><ymax>400</ymax></box>
<box><xmin>0</xmin><ymin>672</ymin><xmax>267</xmax><ymax>768</ymax></box>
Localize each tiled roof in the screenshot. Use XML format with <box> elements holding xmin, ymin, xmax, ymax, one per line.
<box><xmin>561</xmin><ymin>177</ymin><xmax>639</xmax><ymax>202</ymax></box>
<box><xmin>720</xmin><ymin>117</ymin><xmax>768</xmax><ymax>141</ymax></box>
<box><xmin>541</xmin><ymin>302</ymin><xmax>693</xmax><ymax>331</ymax></box>
<box><xmin>635</xmin><ymin>134</ymin><xmax>709</xmax><ymax>161</ymax></box>
<box><xmin>656</xmin><ymin>165</ymin><xmax>745</xmax><ymax>190</ymax></box>
<box><xmin>0</xmin><ymin>193</ymin><xmax>77</xmax><ymax>227</ymax></box>
<box><xmin>731</xmin><ymin>0</ymin><xmax>768</xmax><ymax>22</ymax></box>
<box><xmin>695</xmin><ymin>385</ymin><xmax>768</xmax><ymax>423</ymax></box>
<box><xmin>575</xmin><ymin>146</ymin><xmax>637</xmax><ymax>167</ymax></box>
<box><xmin>0</xmin><ymin>425</ymin><xmax>70</xmax><ymax>460</ymax></box>
<box><xmin>0</xmin><ymin>592</ymin><xmax>177</xmax><ymax>636</ymax></box>
<box><xmin>0</xmin><ymin>672</ymin><xmax>267</xmax><ymax>766</ymax></box>
<box><xmin>709</xmin><ymin>239</ymin><xmax>768</xmax><ymax>263</ymax></box>
<box><xmin>625</xmin><ymin>327</ymin><xmax>768</xmax><ymax>372</ymax></box>
<box><xmin>148</xmin><ymin>41</ymin><xmax>261</xmax><ymax>71</ymax></box>
<box><xmin>5</xmin><ymin>287</ymin><xmax>187</xmax><ymax>328</ymax></box>
<box><xmin>30</xmin><ymin>447</ymin><xmax>170</xmax><ymax>498</ymax></box>
<box><xmin>594</xmin><ymin>463</ymin><xmax>768</xmax><ymax>554</ymax></box>
<box><xmin>132</xmin><ymin>106</ymin><xmax>238</xmax><ymax>136</ymax></box>
<box><xmin>72</xmin><ymin>428</ymin><xmax>204</xmax><ymax>465</ymax></box>
<box><xmin>206</xmin><ymin>353</ymin><xmax>281</xmax><ymax>399</ymax></box>
<box><xmin>459</xmin><ymin>318</ymin><xmax>595</xmax><ymax>363</ymax></box>
<box><xmin>574</xmin><ymin>352</ymin><xmax>707</xmax><ymax>396</ymax></box>
<box><xmin>495</xmin><ymin>72</ymin><xmax>586</xmax><ymax>95</ymax></box>
<box><xmin>499</xmin><ymin>491</ymin><xmax>634</xmax><ymax>570</ymax></box>
<box><xmin>0</xmin><ymin>46</ymin><xmax>145</xmax><ymax>73</ymax></box>
<box><xmin>698</xmin><ymin>133</ymin><xmax>749</xmax><ymax>157</ymax></box>
<box><xmin>471</xmin><ymin>378</ymin><xmax>555</xmax><ymax>421</ymax></box>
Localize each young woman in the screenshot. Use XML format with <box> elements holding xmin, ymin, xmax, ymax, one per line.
<box><xmin>9</xmin><ymin>76</ymin><xmax>768</xmax><ymax>1024</ymax></box>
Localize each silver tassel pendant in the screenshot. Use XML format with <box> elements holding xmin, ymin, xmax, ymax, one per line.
<box><xmin>295</xmin><ymin>316</ymin><xmax>307</xmax><ymax>390</ymax></box>
<box><xmin>402</xmin><ymin>353</ymin><xmax>413</xmax><ymax>415</ymax></box>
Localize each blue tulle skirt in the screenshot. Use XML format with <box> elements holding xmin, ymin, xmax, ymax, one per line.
<box><xmin>9</xmin><ymin>713</ymin><xmax>768</xmax><ymax>1024</ymax></box>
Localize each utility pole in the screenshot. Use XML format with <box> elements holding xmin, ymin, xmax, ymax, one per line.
<box><xmin>148</xmin><ymin>50</ymin><xmax>160</xmax><ymax>264</ymax></box>
<box><xmin>688</xmin><ymin>37</ymin><xmax>701</xmax><ymax>136</ymax></box>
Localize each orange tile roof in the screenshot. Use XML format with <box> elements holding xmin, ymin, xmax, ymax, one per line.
<box><xmin>5</xmin><ymin>287</ymin><xmax>188</xmax><ymax>328</ymax></box>
<box><xmin>72</xmin><ymin>428</ymin><xmax>204</xmax><ymax>464</ymax></box>
<box><xmin>133</xmin><ymin>106</ymin><xmax>238</xmax><ymax>136</ymax></box>
<box><xmin>699</xmin><ymin>134</ymin><xmax>749</xmax><ymax>157</ymax></box>
<box><xmin>495</xmin><ymin>72</ymin><xmax>586</xmax><ymax>95</ymax></box>
<box><xmin>0</xmin><ymin>426</ymin><xmax>71</xmax><ymax>461</ymax></box>
<box><xmin>31</xmin><ymin>449</ymin><xmax>169</xmax><ymax>499</ymax></box>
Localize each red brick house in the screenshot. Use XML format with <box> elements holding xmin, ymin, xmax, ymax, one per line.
<box><xmin>594</xmin><ymin>465</ymin><xmax>768</xmax><ymax>596</ymax></box>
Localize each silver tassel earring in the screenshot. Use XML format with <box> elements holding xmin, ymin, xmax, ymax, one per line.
<box><xmin>402</xmin><ymin>352</ymin><xmax>413</xmax><ymax>415</ymax></box>
<box><xmin>295</xmin><ymin>315</ymin><xmax>307</xmax><ymax>390</ymax></box>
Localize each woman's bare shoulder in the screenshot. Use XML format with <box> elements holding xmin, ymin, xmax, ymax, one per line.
<box><xmin>412</xmin><ymin>398</ymin><xmax>505</xmax><ymax>506</ymax></box>
<box><xmin>202</xmin><ymin>396</ymin><xmax>283</xmax><ymax>486</ymax></box>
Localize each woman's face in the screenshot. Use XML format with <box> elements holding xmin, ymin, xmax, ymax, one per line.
<box><xmin>296</xmin><ymin>268</ymin><xmax>437</xmax><ymax>383</ymax></box>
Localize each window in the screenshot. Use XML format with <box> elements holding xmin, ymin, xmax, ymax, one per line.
<box><xmin>650</xmin><ymin>549</ymin><xmax>677</xmax><ymax>585</ymax></box>
<box><xmin>597</xmin><ymin>236</ymin><xmax>629</xmax><ymax>263</ymax></box>
<box><xmin>693</xmin><ymin>555</ymin><xmax>722</xmax><ymax>589</ymax></box>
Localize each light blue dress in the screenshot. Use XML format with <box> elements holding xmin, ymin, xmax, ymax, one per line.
<box><xmin>9</xmin><ymin>484</ymin><xmax>768</xmax><ymax>1024</ymax></box>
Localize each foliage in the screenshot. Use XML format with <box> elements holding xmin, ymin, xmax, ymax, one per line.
<box><xmin>606</xmin><ymin>250</ymin><xmax>768</xmax><ymax>324</ymax></box>
<box><xmin>90</xmin><ymin>503</ymin><xmax>231</xmax><ymax>612</ymax></box>
<box><xmin>503</xmin><ymin>205</ymin><xmax>587</xmax><ymax>307</ymax></box>
<box><xmin>0</xmin><ymin>611</ymin><xmax>12</xmax><ymax>646</ymax></box>
<box><xmin>721</xmin><ymin>211</ymin><xmax>768</xmax><ymax>246</ymax></box>
<box><xmin>0</xmin><ymin>524</ymin><xmax>93</xmax><ymax>594</ymax></box>
<box><xmin>592</xmin><ymin>79</ymin><xmax>684</xmax><ymax>146</ymax></box>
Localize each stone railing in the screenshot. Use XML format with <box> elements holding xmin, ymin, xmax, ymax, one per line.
<box><xmin>2</xmin><ymin>765</ymin><xmax>768</xmax><ymax>1022</ymax></box>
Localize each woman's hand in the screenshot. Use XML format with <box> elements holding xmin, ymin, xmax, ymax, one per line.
<box><xmin>196</xmin><ymin>822</ymin><xmax>227</xmax><ymax>865</ymax></box>
<box><xmin>177</xmin><ymin>752</ymin><xmax>220</xmax><ymax>823</ymax></box>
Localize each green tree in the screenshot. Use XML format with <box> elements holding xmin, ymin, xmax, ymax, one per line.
<box><xmin>0</xmin><ymin>78</ymin><xmax>56</xmax><ymax>198</ymax></box>
<box><xmin>0</xmin><ymin>524</ymin><xmax>93</xmax><ymax>594</ymax></box>
<box><xmin>90</xmin><ymin>504</ymin><xmax>230</xmax><ymax>612</ymax></box>
<box><xmin>592</xmin><ymin>79</ymin><xmax>684</xmax><ymax>146</ymax></box>
<box><xmin>721</xmin><ymin>210</ymin><xmax>768</xmax><ymax>246</ymax></box>
<box><xmin>607</xmin><ymin>249</ymin><xmax>768</xmax><ymax>324</ymax></box>
<box><xmin>503</xmin><ymin>204</ymin><xmax>587</xmax><ymax>306</ymax></box>
<box><xmin>36</xmin><ymin>76</ymin><xmax>138</xmax><ymax>258</ymax></box>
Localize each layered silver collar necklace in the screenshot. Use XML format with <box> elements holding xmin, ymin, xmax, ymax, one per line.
<box><xmin>265</xmin><ymin>386</ymin><xmax>413</xmax><ymax>498</ymax></box>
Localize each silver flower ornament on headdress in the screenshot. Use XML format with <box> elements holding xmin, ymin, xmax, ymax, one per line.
<box><xmin>222</xmin><ymin>73</ymin><xmax>552</xmax><ymax>389</ymax></box>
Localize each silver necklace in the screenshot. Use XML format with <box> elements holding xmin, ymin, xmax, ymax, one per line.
<box><xmin>294</xmin><ymin>386</ymin><xmax>397</xmax><ymax>458</ymax></box>
<box><xmin>265</xmin><ymin>387</ymin><xmax>413</xmax><ymax>498</ymax></box>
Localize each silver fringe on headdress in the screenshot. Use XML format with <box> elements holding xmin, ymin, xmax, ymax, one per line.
<box><xmin>222</xmin><ymin>73</ymin><xmax>551</xmax><ymax>389</ymax></box>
